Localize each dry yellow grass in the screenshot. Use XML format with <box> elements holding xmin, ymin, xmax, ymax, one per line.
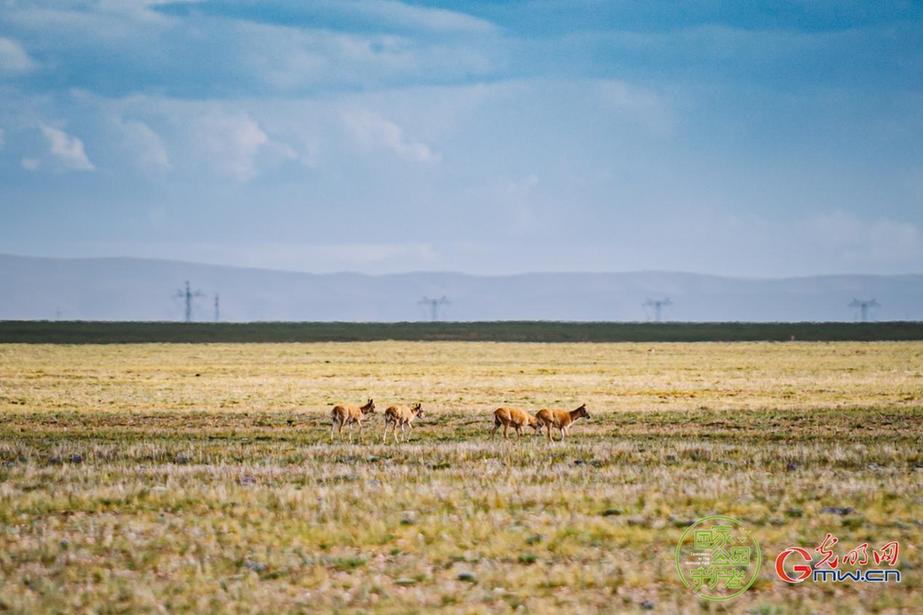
<box><xmin>2</xmin><ymin>341</ymin><xmax>921</xmax><ymax>416</ymax></box>
<box><xmin>0</xmin><ymin>341</ymin><xmax>920</xmax><ymax>613</ymax></box>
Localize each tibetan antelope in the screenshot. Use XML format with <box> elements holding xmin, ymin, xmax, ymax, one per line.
<box><xmin>491</xmin><ymin>407</ymin><xmax>541</xmax><ymax>438</ymax></box>
<box><xmin>382</xmin><ymin>403</ymin><xmax>424</xmax><ymax>442</ymax></box>
<box><xmin>331</xmin><ymin>398</ymin><xmax>375</xmax><ymax>439</ymax></box>
<box><xmin>535</xmin><ymin>403</ymin><xmax>590</xmax><ymax>441</ymax></box>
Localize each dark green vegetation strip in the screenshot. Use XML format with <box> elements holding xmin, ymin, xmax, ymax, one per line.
<box><xmin>2</xmin><ymin>320</ymin><xmax>923</xmax><ymax>343</ymax></box>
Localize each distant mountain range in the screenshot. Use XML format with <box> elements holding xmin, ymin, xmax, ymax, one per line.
<box><xmin>1</xmin><ymin>254</ymin><xmax>920</xmax><ymax>322</ymax></box>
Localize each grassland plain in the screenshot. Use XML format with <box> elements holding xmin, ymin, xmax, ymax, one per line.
<box><xmin>0</xmin><ymin>341</ymin><xmax>920</xmax><ymax>614</ymax></box>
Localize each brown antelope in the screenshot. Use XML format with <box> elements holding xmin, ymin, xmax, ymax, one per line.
<box><xmin>491</xmin><ymin>407</ymin><xmax>542</xmax><ymax>438</ymax></box>
<box><xmin>536</xmin><ymin>403</ymin><xmax>590</xmax><ymax>441</ymax></box>
<box><xmin>331</xmin><ymin>398</ymin><xmax>375</xmax><ymax>439</ymax></box>
<box><xmin>382</xmin><ymin>403</ymin><xmax>424</xmax><ymax>442</ymax></box>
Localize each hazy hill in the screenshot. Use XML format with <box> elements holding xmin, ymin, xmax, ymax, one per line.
<box><xmin>1</xmin><ymin>254</ymin><xmax>920</xmax><ymax>322</ymax></box>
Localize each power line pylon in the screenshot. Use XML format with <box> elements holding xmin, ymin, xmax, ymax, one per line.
<box><xmin>849</xmin><ymin>298</ymin><xmax>879</xmax><ymax>322</ymax></box>
<box><xmin>174</xmin><ymin>281</ymin><xmax>204</xmax><ymax>323</ymax></box>
<box><xmin>418</xmin><ymin>296</ymin><xmax>450</xmax><ymax>322</ymax></box>
<box><xmin>643</xmin><ymin>298</ymin><xmax>673</xmax><ymax>322</ymax></box>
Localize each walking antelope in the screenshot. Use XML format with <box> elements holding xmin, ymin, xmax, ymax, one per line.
<box><xmin>535</xmin><ymin>403</ymin><xmax>590</xmax><ymax>441</ymax></box>
<box><xmin>383</xmin><ymin>403</ymin><xmax>424</xmax><ymax>442</ymax></box>
<box><xmin>491</xmin><ymin>407</ymin><xmax>541</xmax><ymax>438</ymax></box>
<box><xmin>331</xmin><ymin>398</ymin><xmax>376</xmax><ymax>439</ymax></box>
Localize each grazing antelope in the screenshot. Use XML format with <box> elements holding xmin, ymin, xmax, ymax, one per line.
<box><xmin>491</xmin><ymin>407</ymin><xmax>542</xmax><ymax>439</ymax></box>
<box><xmin>536</xmin><ymin>403</ymin><xmax>590</xmax><ymax>441</ymax></box>
<box><xmin>331</xmin><ymin>398</ymin><xmax>375</xmax><ymax>439</ymax></box>
<box><xmin>382</xmin><ymin>403</ymin><xmax>424</xmax><ymax>442</ymax></box>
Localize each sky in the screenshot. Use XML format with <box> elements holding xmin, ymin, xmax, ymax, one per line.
<box><xmin>1</xmin><ymin>0</ymin><xmax>922</xmax><ymax>277</ymax></box>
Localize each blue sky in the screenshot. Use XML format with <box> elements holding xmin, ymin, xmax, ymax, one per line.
<box><xmin>1</xmin><ymin>0</ymin><xmax>922</xmax><ymax>276</ymax></box>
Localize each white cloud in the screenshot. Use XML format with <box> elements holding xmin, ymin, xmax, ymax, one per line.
<box><xmin>114</xmin><ymin>118</ymin><xmax>171</xmax><ymax>172</ymax></box>
<box><xmin>806</xmin><ymin>211</ymin><xmax>923</xmax><ymax>266</ymax></box>
<box><xmin>192</xmin><ymin>113</ymin><xmax>270</xmax><ymax>181</ymax></box>
<box><xmin>235</xmin><ymin>23</ymin><xmax>431</xmax><ymax>93</ymax></box>
<box><xmin>21</xmin><ymin>158</ymin><xmax>40</xmax><ymax>171</ymax></box>
<box><xmin>0</xmin><ymin>37</ymin><xmax>37</xmax><ymax>74</ymax></box>
<box><xmin>355</xmin><ymin>0</ymin><xmax>496</xmax><ymax>34</ymax></box>
<box><xmin>343</xmin><ymin>110</ymin><xmax>438</xmax><ymax>163</ymax></box>
<box><xmin>86</xmin><ymin>94</ymin><xmax>309</xmax><ymax>180</ymax></box>
<box><xmin>40</xmin><ymin>124</ymin><xmax>95</xmax><ymax>171</ymax></box>
<box><xmin>0</xmin><ymin>2</ymin><xmax>497</xmax><ymax>99</ymax></box>
<box><xmin>4</xmin><ymin>4</ymin><xmax>167</xmax><ymax>44</ymax></box>
<box><xmin>596</xmin><ymin>79</ymin><xmax>675</xmax><ymax>136</ymax></box>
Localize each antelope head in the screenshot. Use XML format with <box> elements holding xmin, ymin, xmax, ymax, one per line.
<box><xmin>574</xmin><ymin>403</ymin><xmax>590</xmax><ymax>419</ymax></box>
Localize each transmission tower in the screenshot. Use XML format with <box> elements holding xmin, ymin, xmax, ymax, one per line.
<box><xmin>643</xmin><ymin>298</ymin><xmax>673</xmax><ymax>322</ymax></box>
<box><xmin>418</xmin><ymin>296</ymin><xmax>450</xmax><ymax>322</ymax></box>
<box><xmin>174</xmin><ymin>281</ymin><xmax>204</xmax><ymax>323</ymax></box>
<box><xmin>849</xmin><ymin>298</ymin><xmax>879</xmax><ymax>322</ymax></box>
<box><xmin>213</xmin><ymin>293</ymin><xmax>220</xmax><ymax>323</ymax></box>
